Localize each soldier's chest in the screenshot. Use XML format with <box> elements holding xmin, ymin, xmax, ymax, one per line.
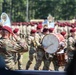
<box><xmin>2</xmin><ymin>39</ymin><xmax>15</xmax><ymax>51</ymax></box>
<box><xmin>69</xmin><ymin>37</ymin><xmax>75</xmax><ymax>42</ymax></box>
<box><xmin>3</xmin><ymin>39</ymin><xmax>13</xmax><ymax>45</ymax></box>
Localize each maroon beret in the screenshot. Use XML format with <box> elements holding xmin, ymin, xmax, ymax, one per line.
<box><xmin>49</xmin><ymin>28</ymin><xmax>54</xmax><ymax>32</ymax></box>
<box><xmin>37</xmin><ymin>24</ymin><xmax>42</xmax><ymax>29</ymax></box>
<box><xmin>70</xmin><ymin>28</ymin><xmax>76</xmax><ymax>32</ymax></box>
<box><xmin>43</xmin><ymin>28</ymin><xmax>48</xmax><ymax>32</ymax></box>
<box><xmin>31</xmin><ymin>29</ymin><xmax>36</xmax><ymax>34</ymax></box>
<box><xmin>13</xmin><ymin>28</ymin><xmax>19</xmax><ymax>33</ymax></box>
<box><xmin>2</xmin><ymin>26</ymin><xmax>13</xmax><ymax>34</ymax></box>
<box><xmin>60</xmin><ymin>31</ymin><xmax>66</xmax><ymax>36</ymax></box>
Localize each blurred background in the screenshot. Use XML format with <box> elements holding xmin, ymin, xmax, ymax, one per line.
<box><xmin>0</xmin><ymin>0</ymin><xmax>76</xmax><ymax>22</ymax></box>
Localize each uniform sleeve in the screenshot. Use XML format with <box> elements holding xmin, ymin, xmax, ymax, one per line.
<box><xmin>16</xmin><ymin>39</ymin><xmax>28</xmax><ymax>52</ymax></box>
<box><xmin>27</xmin><ymin>36</ymin><xmax>32</xmax><ymax>45</ymax></box>
<box><xmin>68</xmin><ymin>38</ymin><xmax>75</xmax><ymax>50</ymax></box>
<box><xmin>7</xmin><ymin>39</ymin><xmax>28</xmax><ymax>53</ymax></box>
<box><xmin>0</xmin><ymin>39</ymin><xmax>28</xmax><ymax>53</ymax></box>
<box><xmin>35</xmin><ymin>34</ymin><xmax>41</xmax><ymax>46</ymax></box>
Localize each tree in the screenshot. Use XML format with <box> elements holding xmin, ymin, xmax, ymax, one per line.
<box><xmin>1</xmin><ymin>0</ymin><xmax>76</xmax><ymax>22</ymax></box>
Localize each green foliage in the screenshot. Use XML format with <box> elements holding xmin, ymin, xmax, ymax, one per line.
<box><xmin>0</xmin><ymin>0</ymin><xmax>76</xmax><ymax>21</ymax></box>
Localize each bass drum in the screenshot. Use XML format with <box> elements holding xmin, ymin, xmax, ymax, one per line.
<box><xmin>42</xmin><ymin>33</ymin><xmax>65</xmax><ymax>54</ymax></box>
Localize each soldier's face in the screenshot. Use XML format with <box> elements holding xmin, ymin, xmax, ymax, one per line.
<box><xmin>31</xmin><ymin>33</ymin><xmax>35</xmax><ymax>36</ymax></box>
<box><xmin>44</xmin><ymin>31</ymin><xmax>49</xmax><ymax>35</ymax></box>
<box><xmin>16</xmin><ymin>31</ymin><xmax>20</xmax><ymax>36</ymax></box>
<box><xmin>46</xmin><ymin>31</ymin><xmax>49</xmax><ymax>34</ymax></box>
<box><xmin>37</xmin><ymin>29</ymin><xmax>42</xmax><ymax>32</ymax></box>
<box><xmin>2</xmin><ymin>30</ymin><xmax>10</xmax><ymax>37</ymax></box>
<box><xmin>71</xmin><ymin>32</ymin><xmax>75</xmax><ymax>36</ymax></box>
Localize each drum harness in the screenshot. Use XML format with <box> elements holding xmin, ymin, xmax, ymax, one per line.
<box><xmin>45</xmin><ymin>52</ymin><xmax>54</xmax><ymax>60</ymax></box>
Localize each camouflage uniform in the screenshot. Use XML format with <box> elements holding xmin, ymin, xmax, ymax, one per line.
<box><xmin>34</xmin><ymin>32</ymin><xmax>66</xmax><ymax>71</ymax></box>
<box><xmin>48</xmin><ymin>50</ymin><xmax>58</xmax><ymax>70</ymax></box>
<box><xmin>13</xmin><ymin>50</ymin><xmax>23</xmax><ymax>70</ymax></box>
<box><xmin>0</xmin><ymin>36</ymin><xmax>27</xmax><ymax>70</ymax></box>
<box><xmin>34</xmin><ymin>33</ymin><xmax>52</xmax><ymax>70</ymax></box>
<box><xmin>17</xmin><ymin>52</ymin><xmax>23</xmax><ymax>70</ymax></box>
<box><xmin>34</xmin><ymin>28</ymin><xmax>53</xmax><ymax>70</ymax></box>
<box><xmin>67</xmin><ymin>36</ymin><xmax>75</xmax><ymax>63</ymax></box>
<box><xmin>13</xmin><ymin>28</ymin><xmax>25</xmax><ymax>70</ymax></box>
<box><xmin>35</xmin><ymin>49</ymin><xmax>58</xmax><ymax>70</ymax></box>
<box><xmin>26</xmin><ymin>34</ymin><xmax>37</xmax><ymax>70</ymax></box>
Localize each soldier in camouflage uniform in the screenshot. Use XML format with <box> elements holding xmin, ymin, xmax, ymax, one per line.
<box><xmin>43</xmin><ymin>28</ymin><xmax>62</xmax><ymax>71</ymax></box>
<box><xmin>0</xmin><ymin>26</ymin><xmax>28</xmax><ymax>70</ymax></box>
<box><xmin>26</xmin><ymin>29</ymin><xmax>37</xmax><ymax>70</ymax></box>
<box><xmin>48</xmin><ymin>28</ymin><xmax>59</xmax><ymax>71</ymax></box>
<box><xmin>34</xmin><ymin>28</ymin><xmax>50</xmax><ymax>70</ymax></box>
<box><xmin>13</xmin><ymin>28</ymin><xmax>23</xmax><ymax>70</ymax></box>
<box><xmin>35</xmin><ymin>28</ymin><xmax>66</xmax><ymax>71</ymax></box>
<box><xmin>67</xmin><ymin>28</ymin><xmax>76</xmax><ymax>63</ymax></box>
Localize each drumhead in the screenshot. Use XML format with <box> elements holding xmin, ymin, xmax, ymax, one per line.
<box><xmin>42</xmin><ymin>34</ymin><xmax>59</xmax><ymax>54</ymax></box>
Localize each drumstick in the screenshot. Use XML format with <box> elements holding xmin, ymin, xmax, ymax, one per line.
<box><xmin>44</xmin><ymin>43</ymin><xmax>53</xmax><ymax>50</ymax></box>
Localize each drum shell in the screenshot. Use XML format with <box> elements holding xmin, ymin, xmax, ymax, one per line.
<box><xmin>56</xmin><ymin>53</ymin><xmax>66</xmax><ymax>66</ymax></box>
<box><xmin>52</xmin><ymin>33</ymin><xmax>65</xmax><ymax>43</ymax></box>
<box><xmin>42</xmin><ymin>33</ymin><xmax>65</xmax><ymax>54</ymax></box>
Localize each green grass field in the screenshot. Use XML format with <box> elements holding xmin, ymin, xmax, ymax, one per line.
<box><xmin>19</xmin><ymin>52</ymin><xmax>64</xmax><ymax>71</ymax></box>
<box><xmin>22</xmin><ymin>52</ymin><xmax>51</xmax><ymax>70</ymax></box>
<box><xmin>22</xmin><ymin>52</ymin><xmax>36</xmax><ymax>70</ymax></box>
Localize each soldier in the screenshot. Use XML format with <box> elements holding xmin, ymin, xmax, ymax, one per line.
<box><xmin>0</xmin><ymin>26</ymin><xmax>28</xmax><ymax>70</ymax></box>
<box><xmin>42</xmin><ymin>28</ymin><xmax>49</xmax><ymax>35</ymax></box>
<box><xmin>66</xmin><ymin>41</ymin><xmax>76</xmax><ymax>75</ymax></box>
<box><xmin>44</xmin><ymin>30</ymin><xmax>66</xmax><ymax>71</ymax></box>
<box><xmin>26</xmin><ymin>29</ymin><xmax>37</xmax><ymax>70</ymax></box>
<box><xmin>35</xmin><ymin>25</ymin><xmax>43</xmax><ymax>49</ymax></box>
<box><xmin>13</xmin><ymin>28</ymin><xmax>23</xmax><ymax>70</ymax></box>
<box><xmin>48</xmin><ymin>28</ymin><xmax>59</xmax><ymax>71</ymax></box>
<box><xmin>34</xmin><ymin>28</ymin><xmax>50</xmax><ymax>70</ymax></box>
<box><xmin>55</xmin><ymin>32</ymin><xmax>67</xmax><ymax>70</ymax></box>
<box><xmin>67</xmin><ymin>28</ymin><xmax>76</xmax><ymax>63</ymax></box>
<box><xmin>48</xmin><ymin>33</ymin><xmax>66</xmax><ymax>71</ymax></box>
<box><xmin>48</xmin><ymin>28</ymin><xmax>64</xmax><ymax>71</ymax></box>
<box><xmin>60</xmin><ymin>31</ymin><xmax>68</xmax><ymax>54</ymax></box>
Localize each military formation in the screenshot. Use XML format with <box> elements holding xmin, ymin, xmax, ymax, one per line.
<box><xmin>0</xmin><ymin>13</ymin><xmax>76</xmax><ymax>71</ymax></box>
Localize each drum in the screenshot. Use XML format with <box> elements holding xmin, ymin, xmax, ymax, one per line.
<box><xmin>42</xmin><ymin>33</ymin><xmax>65</xmax><ymax>54</ymax></box>
<box><xmin>56</xmin><ymin>53</ymin><xmax>66</xmax><ymax>66</ymax></box>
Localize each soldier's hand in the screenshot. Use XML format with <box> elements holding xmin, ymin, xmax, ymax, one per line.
<box><xmin>0</xmin><ymin>42</ymin><xmax>5</xmax><ymax>48</ymax></box>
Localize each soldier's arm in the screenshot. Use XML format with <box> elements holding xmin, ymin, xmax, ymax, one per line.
<box><xmin>13</xmin><ymin>34</ymin><xmax>28</xmax><ymax>52</ymax></box>
<box><xmin>27</xmin><ymin>36</ymin><xmax>32</xmax><ymax>45</ymax></box>
<box><xmin>17</xmin><ymin>39</ymin><xmax>28</xmax><ymax>52</ymax></box>
<box><xmin>68</xmin><ymin>39</ymin><xmax>75</xmax><ymax>50</ymax></box>
<box><xmin>35</xmin><ymin>35</ymin><xmax>41</xmax><ymax>46</ymax></box>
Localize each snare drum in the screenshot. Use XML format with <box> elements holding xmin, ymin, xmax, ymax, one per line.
<box><xmin>56</xmin><ymin>53</ymin><xmax>66</xmax><ymax>66</ymax></box>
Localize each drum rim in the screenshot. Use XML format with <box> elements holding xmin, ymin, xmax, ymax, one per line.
<box><xmin>42</xmin><ymin>33</ymin><xmax>60</xmax><ymax>54</ymax></box>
